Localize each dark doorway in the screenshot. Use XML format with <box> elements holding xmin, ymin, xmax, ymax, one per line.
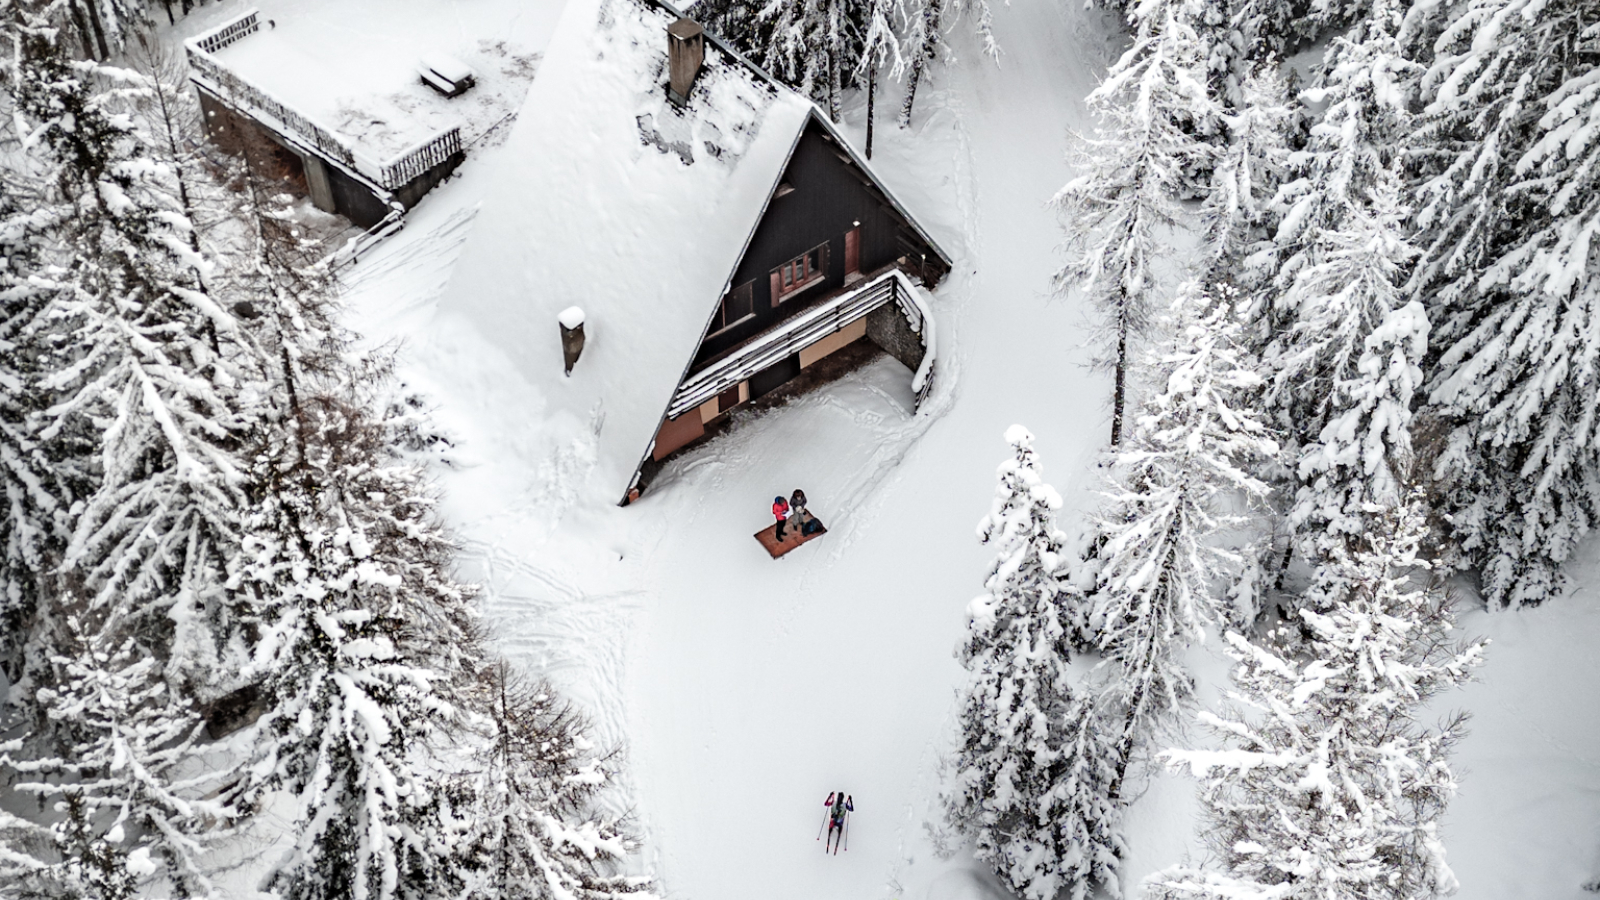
<box><xmin>749</xmin><ymin>353</ymin><xmax>801</xmax><ymax>399</ymax></box>
<box><xmin>263</xmin><ymin>139</ymin><xmax>310</xmax><ymax>197</ymax></box>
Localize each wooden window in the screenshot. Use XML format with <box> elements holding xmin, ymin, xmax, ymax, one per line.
<box><xmin>772</xmin><ymin>242</ymin><xmax>828</xmax><ymax>303</ymax></box>
<box><xmin>710</xmin><ymin>280</ymin><xmax>755</xmax><ymax>335</ymax></box>
<box><xmin>716</xmin><ymin>384</ymin><xmax>741</xmax><ymax>415</ymax></box>
<box><xmin>844</xmin><ymin>227</ymin><xmax>861</xmax><ymax>277</ymax></box>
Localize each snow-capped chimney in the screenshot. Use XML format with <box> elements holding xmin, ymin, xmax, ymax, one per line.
<box><xmin>559</xmin><ymin>306</ymin><xmax>586</xmax><ymax>376</ymax></box>
<box><xmin>667</xmin><ymin>17</ymin><xmax>704</xmax><ymax>106</ymax></box>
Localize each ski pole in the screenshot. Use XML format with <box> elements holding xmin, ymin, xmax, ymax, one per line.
<box><xmin>843</xmin><ymin>812</ymin><xmax>849</xmax><ymax>853</ymax></box>
<box><xmin>817</xmin><ymin>810</ymin><xmax>829</xmax><ymax>841</ymax></box>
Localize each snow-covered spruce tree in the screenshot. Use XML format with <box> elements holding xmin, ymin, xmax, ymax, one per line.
<box><xmin>9</xmin><ymin>618</ymin><xmax>229</xmax><ymax>900</ymax></box>
<box><xmin>943</xmin><ymin>427</ymin><xmax>1122</xmax><ymax>900</ymax></box>
<box><xmin>1407</xmin><ymin>0</ymin><xmax>1600</xmax><ymax>606</ymax></box>
<box><xmin>1261</xmin><ymin>0</ymin><xmax>1417</xmax><ymax>456</ymax></box>
<box><xmin>1200</xmin><ymin>67</ymin><xmax>1292</xmax><ymax>289</ymax></box>
<box><xmin>1290</xmin><ymin>223</ymin><xmax>1427</xmax><ymax>563</ymax></box>
<box><xmin>1069</xmin><ymin>285</ymin><xmax>1276</xmax><ymax>803</ymax></box>
<box><xmin>896</xmin><ymin>0</ymin><xmax>996</xmax><ymax>125</ymax></box>
<box><xmin>695</xmin><ymin>0</ymin><xmax>994</xmax><ymax>127</ymax></box>
<box><xmin>695</xmin><ymin>0</ymin><xmax>871</xmax><ymax>122</ymax></box>
<box><xmin>1055</xmin><ymin>1</ymin><xmax>1219</xmax><ymax>447</ymax></box>
<box><xmin>0</xmin><ymin>168</ymin><xmax>81</xmax><ymax>695</ymax></box>
<box><xmin>0</xmin><ymin>8</ymin><xmax>275</xmax><ymax>893</ymax></box>
<box><xmin>53</xmin><ymin>0</ymin><xmax>149</xmax><ymax>61</ymax></box>
<box><xmin>241</xmin><ymin>379</ymin><xmax>481</xmax><ymax>900</ymax></box>
<box><xmin>1147</xmin><ymin>499</ymin><xmax>1485</xmax><ymax>900</ymax></box>
<box><xmin>6</xmin><ymin>1</ymin><xmax>263</xmax><ymax>716</ymax></box>
<box><xmin>450</xmin><ymin>660</ymin><xmax>654</xmax><ymax>900</ymax></box>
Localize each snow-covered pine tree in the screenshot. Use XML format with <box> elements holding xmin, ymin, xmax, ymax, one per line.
<box><xmin>242</xmin><ymin>380</ymin><xmax>481</xmax><ymax>900</ymax></box>
<box><xmin>1055</xmin><ymin>1</ymin><xmax>1219</xmax><ymax>447</ymax></box>
<box><xmin>944</xmin><ymin>426</ymin><xmax>1122</xmax><ymax>900</ymax></box>
<box><xmin>695</xmin><ymin>0</ymin><xmax>994</xmax><ymax>127</ymax></box>
<box><xmin>9</xmin><ymin>617</ymin><xmax>229</xmax><ymax>900</ymax></box>
<box><xmin>1290</xmin><ymin>201</ymin><xmax>1427</xmax><ymax>563</ymax></box>
<box><xmin>450</xmin><ymin>660</ymin><xmax>654</xmax><ymax>900</ymax></box>
<box><xmin>1200</xmin><ymin>67</ymin><xmax>1292</xmax><ymax>288</ymax></box>
<box><xmin>896</xmin><ymin>0</ymin><xmax>996</xmax><ymax>125</ymax></box>
<box><xmin>7</xmin><ymin>0</ymin><xmax>263</xmax><ymax>717</ymax></box>
<box><xmin>1408</xmin><ymin>0</ymin><xmax>1600</xmax><ymax>606</ymax></box>
<box><xmin>1147</xmin><ymin>498</ymin><xmax>1485</xmax><ymax>900</ymax></box>
<box><xmin>1193</xmin><ymin>0</ymin><xmax>1307</xmax><ymax>107</ymax></box>
<box><xmin>694</xmin><ymin>0</ymin><xmax>864</xmax><ymax>121</ymax></box>
<box><xmin>1070</xmin><ymin>285</ymin><xmax>1276</xmax><ymax>802</ymax></box>
<box><xmin>0</xmin><ymin>167</ymin><xmax>80</xmax><ymax>697</ymax></box>
<box><xmin>1261</xmin><ymin>0</ymin><xmax>1417</xmax><ymax>459</ymax></box>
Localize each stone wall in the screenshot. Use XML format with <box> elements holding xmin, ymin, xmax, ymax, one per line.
<box><xmin>865</xmin><ymin>303</ymin><xmax>925</xmax><ymax>374</ymax></box>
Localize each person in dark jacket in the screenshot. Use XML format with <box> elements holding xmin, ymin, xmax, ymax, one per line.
<box><xmin>791</xmin><ymin>488</ymin><xmax>821</xmax><ymax>536</ymax></box>
<box><xmin>824</xmin><ymin>790</ymin><xmax>853</xmax><ymax>854</ymax></box>
<box><xmin>772</xmin><ymin>495</ymin><xmax>791</xmax><ymax>539</ymax></box>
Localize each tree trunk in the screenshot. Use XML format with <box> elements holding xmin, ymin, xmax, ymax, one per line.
<box><xmin>67</xmin><ymin>0</ymin><xmax>97</xmax><ymax>60</ymax></box>
<box><xmin>1110</xmin><ymin>300</ymin><xmax>1128</xmax><ymax>447</ymax></box>
<box><xmin>1106</xmin><ymin>623</ymin><xmax>1160</xmax><ymax>802</ymax></box>
<box><xmin>78</xmin><ymin>0</ymin><xmax>110</xmax><ymax>62</ymax></box>
<box><xmin>866</xmin><ymin>61</ymin><xmax>876</xmax><ymax>160</ymax></box>
<box><xmin>828</xmin><ymin>46</ymin><xmax>841</xmax><ymax>123</ymax></box>
<box><xmin>899</xmin><ymin>3</ymin><xmax>943</xmax><ymax>127</ymax></box>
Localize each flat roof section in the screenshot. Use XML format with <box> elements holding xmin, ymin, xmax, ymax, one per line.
<box><xmin>187</xmin><ymin>0</ymin><xmax>543</xmax><ymax>161</ymax></box>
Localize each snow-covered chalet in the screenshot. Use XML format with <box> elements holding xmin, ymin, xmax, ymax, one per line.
<box><xmin>441</xmin><ymin>0</ymin><xmax>953</xmax><ymax>505</ymax></box>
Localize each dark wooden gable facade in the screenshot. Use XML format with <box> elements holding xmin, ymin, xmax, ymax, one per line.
<box><xmin>633</xmin><ymin>106</ymin><xmax>952</xmax><ymax>491</ymax></box>
<box><xmin>693</xmin><ymin>115</ymin><xmax>949</xmax><ymax>370</ymax></box>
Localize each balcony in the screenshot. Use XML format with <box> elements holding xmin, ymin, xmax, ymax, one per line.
<box><xmin>667</xmin><ymin>264</ymin><xmax>935</xmax><ymax>420</ymax></box>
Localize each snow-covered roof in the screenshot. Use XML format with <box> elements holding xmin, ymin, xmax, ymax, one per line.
<box><xmin>437</xmin><ymin>0</ymin><xmax>947</xmax><ymax>503</ymax></box>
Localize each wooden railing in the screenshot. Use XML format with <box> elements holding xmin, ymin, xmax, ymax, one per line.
<box><xmin>189</xmin><ymin>50</ymin><xmax>362</xmax><ymax>171</ymax></box>
<box><xmin>667</xmin><ymin>266</ymin><xmax>928</xmax><ymax>419</ymax></box>
<box><xmin>378</xmin><ymin>128</ymin><xmax>463</xmax><ymax>189</ymax></box>
<box><xmin>193</xmin><ymin>8</ymin><xmax>259</xmax><ymax>54</ymax></box>
<box><xmin>185</xmin><ymin>9</ymin><xmax>462</xmax><ymax>191</ymax></box>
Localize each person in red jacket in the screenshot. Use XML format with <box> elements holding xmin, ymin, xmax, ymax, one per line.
<box><xmin>772</xmin><ymin>495</ymin><xmax>791</xmax><ymax>539</ymax></box>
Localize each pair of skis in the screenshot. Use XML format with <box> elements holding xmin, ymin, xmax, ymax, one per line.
<box><xmin>816</xmin><ymin>808</ymin><xmax>849</xmax><ymax>854</ymax></box>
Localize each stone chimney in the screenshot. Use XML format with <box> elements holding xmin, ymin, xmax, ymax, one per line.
<box><xmin>559</xmin><ymin>306</ymin><xmax>586</xmax><ymax>376</ymax></box>
<box><xmin>667</xmin><ymin>17</ymin><xmax>704</xmax><ymax>106</ymax></box>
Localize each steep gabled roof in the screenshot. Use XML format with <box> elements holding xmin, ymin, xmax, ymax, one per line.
<box><xmin>437</xmin><ymin>0</ymin><xmax>950</xmax><ymax>504</ymax></box>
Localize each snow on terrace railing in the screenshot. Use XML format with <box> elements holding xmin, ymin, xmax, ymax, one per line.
<box><xmin>185</xmin><ymin>10</ymin><xmax>462</xmax><ymax>192</ymax></box>
<box><xmin>377</xmin><ymin>128</ymin><xmax>463</xmax><ymax>188</ymax></box>
<box><xmin>667</xmin><ymin>266</ymin><xmax>931</xmax><ymax>419</ymax></box>
<box><xmin>187</xmin><ymin>49</ymin><xmax>362</xmax><ymax>171</ymax></box>
<box><xmin>193</xmin><ymin>9</ymin><xmax>260</xmax><ymax>54</ymax></box>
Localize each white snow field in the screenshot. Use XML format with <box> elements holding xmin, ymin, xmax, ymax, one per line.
<box><xmin>256</xmin><ymin>0</ymin><xmax>1600</xmax><ymax>898</ymax></box>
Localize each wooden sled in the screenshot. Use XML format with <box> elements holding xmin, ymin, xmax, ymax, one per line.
<box><xmin>754</xmin><ymin>519</ymin><xmax>827</xmax><ymax>559</ymax></box>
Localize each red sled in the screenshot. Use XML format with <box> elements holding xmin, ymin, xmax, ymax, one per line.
<box><xmin>754</xmin><ymin>520</ymin><xmax>827</xmax><ymax>559</ymax></box>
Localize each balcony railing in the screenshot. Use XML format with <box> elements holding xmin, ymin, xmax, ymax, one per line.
<box><xmin>666</xmin><ymin>266</ymin><xmax>931</xmax><ymax>419</ymax></box>
<box><xmin>193</xmin><ymin>9</ymin><xmax>259</xmax><ymax>54</ymax></box>
<box><xmin>185</xmin><ymin>9</ymin><xmax>462</xmax><ymax>192</ymax></box>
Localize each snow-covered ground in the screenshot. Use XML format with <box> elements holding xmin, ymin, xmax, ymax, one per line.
<box><xmin>322</xmin><ymin>0</ymin><xmax>1600</xmax><ymax>897</ymax></box>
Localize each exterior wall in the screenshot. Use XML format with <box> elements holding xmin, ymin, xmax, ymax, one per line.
<box><xmin>799</xmin><ymin>317</ymin><xmax>866</xmax><ymax>368</ymax></box>
<box><xmin>690</xmin><ymin>118</ymin><xmax>945</xmax><ymax>370</ymax></box>
<box><xmin>391</xmin><ymin>151</ymin><xmax>466</xmax><ymax>210</ymax></box>
<box><xmin>652</xmin><ymin>411</ymin><xmax>705</xmax><ymax>460</ymax></box>
<box><xmin>865</xmin><ymin>303</ymin><xmax>926</xmax><ymax>374</ymax></box>
<box><xmin>302</xmin><ymin>154</ymin><xmax>336</xmax><ymax>213</ymax></box>
<box><xmin>195</xmin><ymin>85</ymin><xmax>456</xmax><ymax>229</ymax></box>
<box><xmin>324</xmin><ymin>166</ymin><xmax>394</xmax><ymax>228</ymax></box>
<box><xmin>749</xmin><ymin>353</ymin><xmax>800</xmax><ymax>399</ymax></box>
